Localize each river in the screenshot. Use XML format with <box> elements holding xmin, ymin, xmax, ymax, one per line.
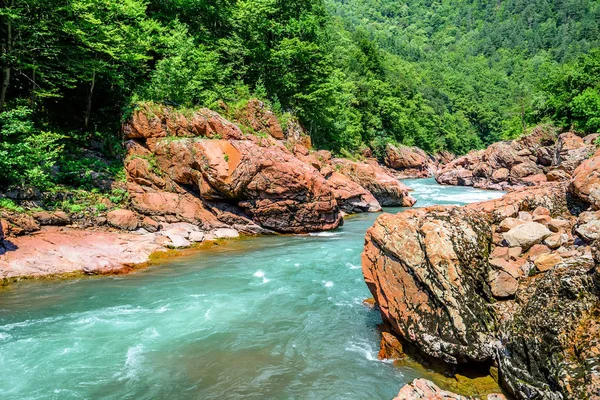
<box><xmin>0</xmin><ymin>178</ymin><xmax>504</xmax><ymax>400</ymax></box>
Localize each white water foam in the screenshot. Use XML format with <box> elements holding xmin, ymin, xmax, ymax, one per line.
<box><xmin>155</xmin><ymin>305</ymin><xmax>170</xmax><ymax>314</ymax></box>
<box><xmin>122</xmin><ymin>344</ymin><xmax>144</xmax><ymax>381</ymax></box>
<box><xmin>308</xmin><ymin>232</ymin><xmax>341</xmax><ymax>237</ymax></box>
<box><xmin>345</xmin><ymin>340</ymin><xmax>392</xmax><ymax>364</ymax></box>
<box><xmin>253</xmin><ymin>270</ymin><xmax>270</xmax><ymax>284</ymax></box>
<box><xmin>346</xmin><ymin>262</ymin><xmax>361</xmax><ymax>270</ymax></box>
<box><xmin>144</xmin><ymin>327</ymin><xmax>160</xmax><ymax>338</ymax></box>
<box><xmin>324</xmin><ymin>281</ymin><xmax>334</xmax><ymax>288</ymax></box>
<box><xmin>0</xmin><ymin>315</ymin><xmax>66</xmax><ymax>331</ymax></box>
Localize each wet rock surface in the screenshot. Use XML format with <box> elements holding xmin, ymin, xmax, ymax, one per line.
<box><xmin>394</xmin><ymin>378</ymin><xmax>506</xmax><ymax>400</ymax></box>
<box><xmin>0</xmin><ymin>227</ymin><xmax>166</xmax><ymax>280</ymax></box>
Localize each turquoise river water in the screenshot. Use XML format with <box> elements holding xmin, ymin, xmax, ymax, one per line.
<box><xmin>0</xmin><ymin>178</ymin><xmax>504</xmax><ymax>400</ymax></box>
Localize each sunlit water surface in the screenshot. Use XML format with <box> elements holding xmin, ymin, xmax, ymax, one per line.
<box><xmin>0</xmin><ymin>178</ymin><xmax>504</xmax><ymax>400</ymax></box>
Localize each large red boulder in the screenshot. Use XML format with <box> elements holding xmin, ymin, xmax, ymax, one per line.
<box><xmin>362</xmin><ymin>183</ymin><xmax>600</xmax><ymax>399</ymax></box>
<box><xmin>384</xmin><ymin>144</ymin><xmax>432</xmax><ymax>177</ymax></box>
<box><xmin>130</xmin><ymin>138</ymin><xmax>342</xmax><ymax>233</ymax></box>
<box><xmin>332</xmin><ymin>159</ymin><xmax>416</xmax><ymax>207</ymax></box>
<box><xmin>570</xmin><ymin>148</ymin><xmax>600</xmax><ymax>210</ymax></box>
<box><xmin>362</xmin><ymin>208</ymin><xmax>496</xmax><ymax>364</ymax></box>
<box><xmin>107</xmin><ymin>209</ymin><xmax>139</xmax><ymax>231</ymax></box>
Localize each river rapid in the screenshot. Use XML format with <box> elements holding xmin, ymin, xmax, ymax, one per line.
<box><xmin>0</xmin><ymin>178</ymin><xmax>504</xmax><ymax>400</ymax></box>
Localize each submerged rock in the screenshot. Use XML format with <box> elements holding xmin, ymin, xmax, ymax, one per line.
<box><xmin>378</xmin><ymin>331</ymin><xmax>405</xmax><ymax>360</ymax></box>
<box><xmin>394</xmin><ymin>379</ymin><xmax>470</xmax><ymax>400</ymax></box>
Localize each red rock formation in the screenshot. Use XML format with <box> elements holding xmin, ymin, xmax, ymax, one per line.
<box><xmin>394</xmin><ymin>379</ymin><xmax>506</xmax><ymax>400</ymax></box>
<box><xmin>235</xmin><ymin>99</ymin><xmax>285</xmax><ymax>139</ymax></box>
<box><xmin>384</xmin><ymin>144</ymin><xmax>433</xmax><ymax>178</ymax></box>
<box><xmin>332</xmin><ymin>159</ymin><xmax>416</xmax><ymax>207</ymax></box>
<box><xmin>570</xmin><ymin>148</ymin><xmax>600</xmax><ymax>210</ymax></box>
<box><xmin>436</xmin><ymin>127</ymin><xmax>597</xmax><ymax>190</ymax></box>
<box><xmin>120</xmin><ymin>103</ymin><xmax>360</xmax><ymax>233</ymax></box>
<box><xmin>120</xmin><ymin>103</ymin><xmax>421</xmax><ymax>233</ymax></box>
<box><xmin>125</xmin><ymin>137</ymin><xmax>342</xmax><ymax>233</ymax></box>
<box><xmin>363</xmin><ymin>180</ymin><xmax>600</xmax><ymax>399</ymax></box>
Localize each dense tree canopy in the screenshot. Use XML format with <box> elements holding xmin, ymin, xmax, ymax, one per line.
<box><xmin>0</xmin><ymin>0</ymin><xmax>599</xmax><ymax>188</ymax></box>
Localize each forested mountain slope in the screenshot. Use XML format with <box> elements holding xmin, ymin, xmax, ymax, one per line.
<box><xmin>328</xmin><ymin>0</ymin><xmax>600</xmax><ymax>144</ymax></box>
<box><xmin>0</xmin><ymin>0</ymin><xmax>598</xmax><ymax>191</ymax></box>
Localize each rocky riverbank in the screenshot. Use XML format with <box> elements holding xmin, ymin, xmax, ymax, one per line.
<box><xmin>0</xmin><ymin>101</ymin><xmax>417</xmax><ymax>281</ymax></box>
<box><xmin>364</xmin><ymin>147</ymin><xmax>600</xmax><ymax>398</ymax></box>
<box><xmin>436</xmin><ymin>126</ymin><xmax>598</xmax><ymax>190</ymax></box>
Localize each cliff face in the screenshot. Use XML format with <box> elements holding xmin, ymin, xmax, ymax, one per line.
<box><xmin>363</xmin><ymin>207</ymin><xmax>496</xmax><ymax>364</ymax></box>
<box><xmin>363</xmin><ymin>160</ymin><xmax>600</xmax><ymax>399</ymax></box>
<box><xmin>119</xmin><ymin>102</ymin><xmax>415</xmax><ymax>237</ymax></box>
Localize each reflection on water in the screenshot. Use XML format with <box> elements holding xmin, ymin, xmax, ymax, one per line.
<box><xmin>0</xmin><ymin>178</ymin><xmax>504</xmax><ymax>400</ymax></box>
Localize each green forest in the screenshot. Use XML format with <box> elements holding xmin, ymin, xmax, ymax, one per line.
<box><xmin>1</xmin><ymin>0</ymin><xmax>600</xmax><ymax>190</ymax></box>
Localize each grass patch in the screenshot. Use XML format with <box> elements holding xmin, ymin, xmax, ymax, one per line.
<box><xmin>0</xmin><ymin>198</ymin><xmax>25</xmax><ymax>213</ymax></box>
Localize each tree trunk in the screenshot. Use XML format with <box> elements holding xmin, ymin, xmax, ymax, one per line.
<box><xmin>84</xmin><ymin>70</ymin><xmax>96</xmax><ymax>130</ymax></box>
<box><xmin>521</xmin><ymin>98</ymin><xmax>526</xmax><ymax>131</ymax></box>
<box><xmin>29</xmin><ymin>68</ymin><xmax>35</xmax><ymax>107</ymax></box>
<box><xmin>0</xmin><ymin>9</ymin><xmax>12</xmax><ymax>113</ymax></box>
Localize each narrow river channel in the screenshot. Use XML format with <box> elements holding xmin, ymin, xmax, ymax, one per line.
<box><xmin>0</xmin><ymin>178</ymin><xmax>504</xmax><ymax>400</ymax></box>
